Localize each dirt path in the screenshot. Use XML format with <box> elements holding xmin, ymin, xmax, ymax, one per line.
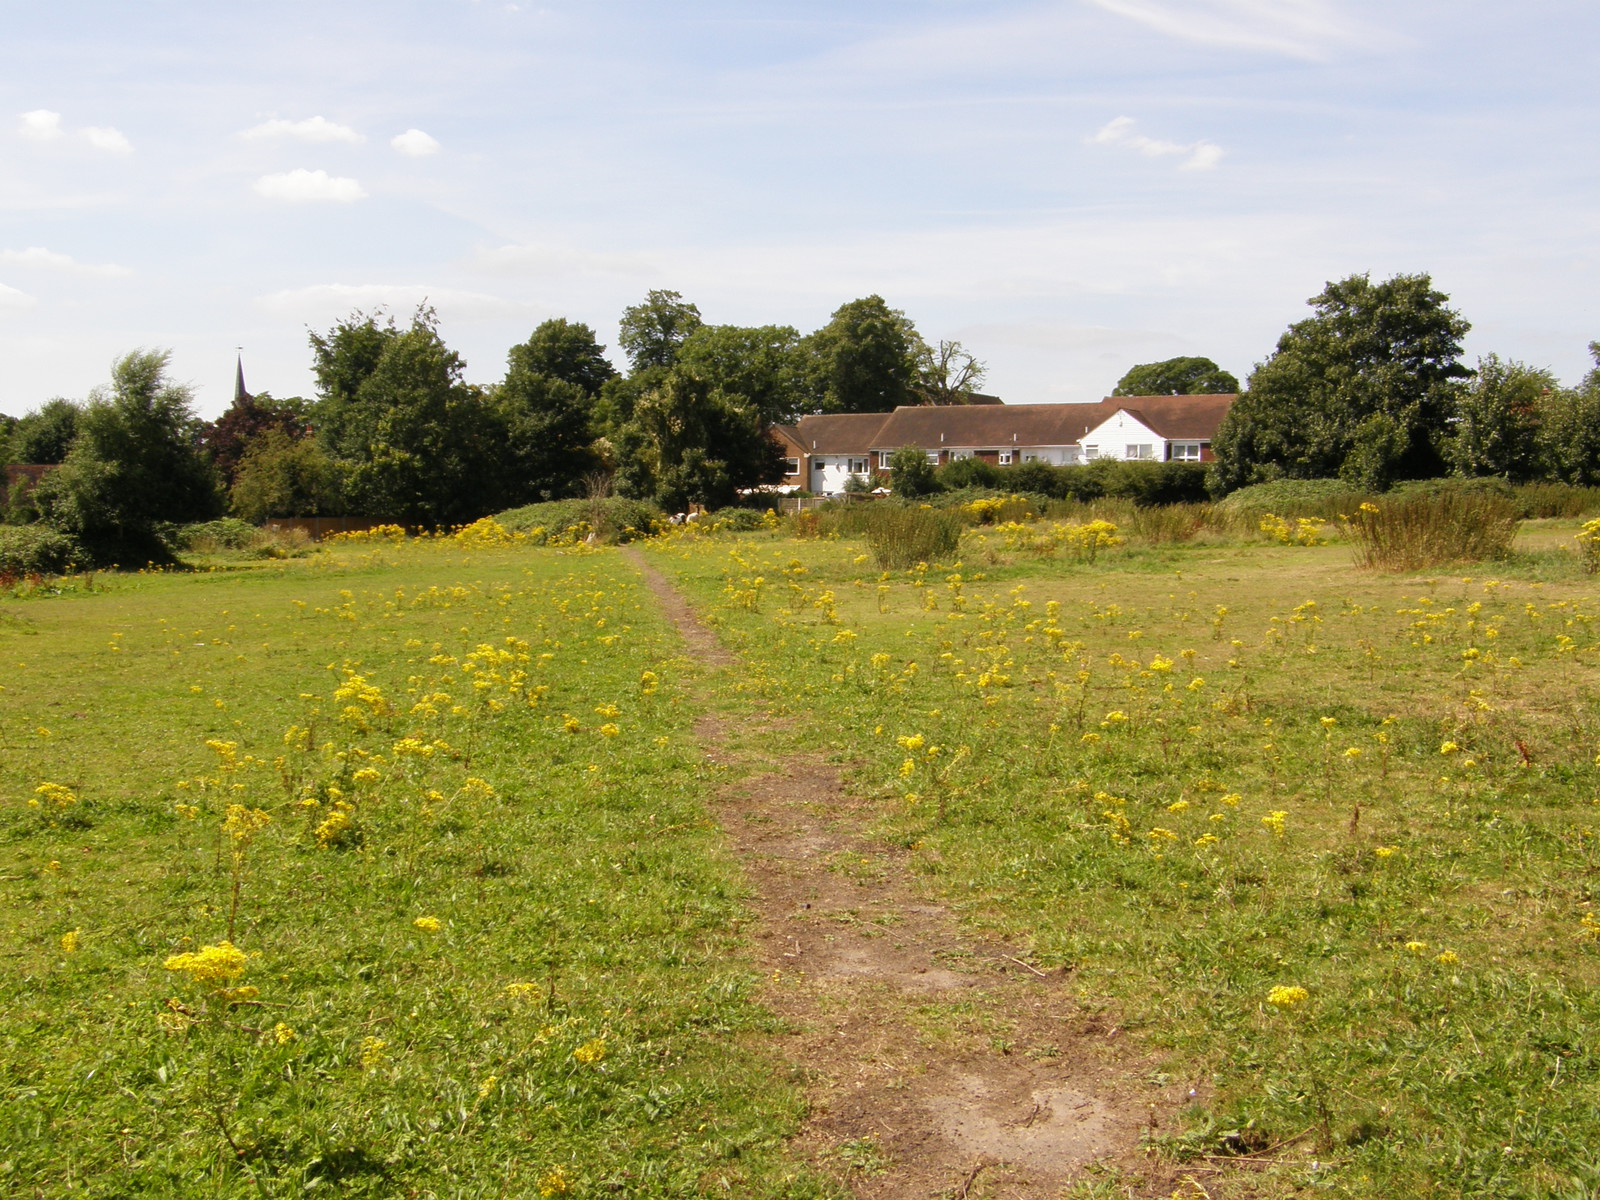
<box><xmin>627</xmin><ymin>551</ymin><xmax>1189</xmax><ymax>1198</ymax></box>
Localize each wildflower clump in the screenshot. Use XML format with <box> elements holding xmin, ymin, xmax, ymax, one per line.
<box><xmin>1577</xmin><ymin>517</ymin><xmax>1600</xmax><ymax>574</ymax></box>
<box><xmin>31</xmin><ymin>782</ymin><xmax>76</xmax><ymax>810</ymax></box>
<box><xmin>164</xmin><ymin>941</ymin><xmax>249</xmax><ymax>987</ymax></box>
<box><xmin>1266</xmin><ymin>985</ymin><xmax>1309</xmax><ymax>1010</ymax></box>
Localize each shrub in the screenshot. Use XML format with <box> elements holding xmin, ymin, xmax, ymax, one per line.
<box><xmin>496</xmin><ymin>497</ymin><xmax>663</xmax><ymax>544</ymax></box>
<box><xmin>0</xmin><ymin>525</ymin><xmax>83</xmax><ymax>576</ymax></box>
<box><xmin>1341</xmin><ymin>492</ymin><xmax>1520</xmax><ymax>571</ymax></box>
<box><xmin>1507</xmin><ymin>484</ymin><xmax>1600</xmax><ymax>519</ymax></box>
<box><xmin>176</xmin><ymin>519</ymin><xmax>260</xmax><ymax>551</ymax></box>
<box><xmin>1004</xmin><ymin>461</ymin><xmax>1071</xmax><ymax>498</ymax></box>
<box><xmin>1577</xmin><ymin>519</ymin><xmax>1600</xmax><ymax>574</ymax></box>
<box><xmin>1128</xmin><ymin>504</ymin><xmax>1208</xmax><ymax>544</ymax></box>
<box><xmin>709</xmin><ymin>507</ymin><xmax>763</xmax><ymax>531</ymax></box>
<box><xmin>1099</xmin><ymin>461</ymin><xmax>1210</xmax><ymax>506</ymax></box>
<box><xmin>1216</xmin><ymin>478</ymin><xmax>1369</xmax><ymax>521</ymax></box>
<box><xmin>887</xmin><ymin>445</ymin><xmax>940</xmax><ymax>498</ymax></box>
<box><xmin>936</xmin><ymin>457</ymin><xmax>1002</xmax><ymax>491</ymax></box>
<box><xmin>861</xmin><ymin>505</ymin><xmax>963</xmax><ymax>569</ymax></box>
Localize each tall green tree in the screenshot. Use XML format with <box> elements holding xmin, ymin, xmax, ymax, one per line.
<box><xmin>614</xmin><ymin>370</ymin><xmax>782</xmax><ymax>511</ymax></box>
<box><xmin>5</xmin><ymin>398</ymin><xmax>81</xmax><ymax>465</ymax></box>
<box><xmin>511</xmin><ymin>318</ymin><xmax>616</xmax><ymax>396</ymax></box>
<box><xmin>1446</xmin><ymin>355</ymin><xmax>1552</xmax><ymax>482</ymax></box>
<box><xmin>1113</xmin><ymin>356</ymin><xmax>1238</xmax><ymax>397</ymax></box>
<box><xmin>617</xmin><ymin>290</ymin><xmax>703</xmax><ymax>372</ymax></box>
<box><xmin>1536</xmin><ymin>342</ymin><xmax>1600</xmax><ymax>486</ymax></box>
<box><xmin>200</xmin><ymin>391</ymin><xmax>311</xmax><ymax>488</ymax></box>
<box><xmin>33</xmin><ymin>350</ymin><xmax>221</xmax><ymax>563</ymax></box>
<box><xmin>804</xmin><ymin>296</ymin><xmax>923</xmax><ymax>414</ymax></box>
<box><xmin>1211</xmin><ymin>273</ymin><xmax>1471</xmax><ymax>492</ymax></box>
<box><xmin>494</xmin><ymin>331</ymin><xmax>600</xmax><ymax>503</ymax></box>
<box><xmin>674</xmin><ymin>323</ymin><xmax>806</xmax><ymax>425</ymax></box>
<box><xmin>230</xmin><ymin>428</ymin><xmax>344</xmax><ymax>523</ymax></box>
<box><xmin>310</xmin><ymin>308</ymin><xmax>500</xmax><ymax>525</ymax></box>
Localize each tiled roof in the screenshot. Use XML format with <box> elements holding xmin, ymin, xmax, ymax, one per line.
<box><xmin>787</xmin><ymin>413</ymin><xmax>892</xmax><ymax>454</ymax></box>
<box><xmin>870</xmin><ymin>403</ymin><xmax>1104</xmax><ymax>450</ymax></box>
<box><xmin>1090</xmin><ymin>394</ymin><xmax>1236</xmax><ymax>440</ymax></box>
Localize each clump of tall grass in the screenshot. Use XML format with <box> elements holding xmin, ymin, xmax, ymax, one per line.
<box><xmin>861</xmin><ymin>505</ymin><xmax>964</xmax><ymax>569</ymax></box>
<box><xmin>1128</xmin><ymin>503</ymin><xmax>1208</xmax><ymax>545</ymax></box>
<box><xmin>1341</xmin><ymin>492</ymin><xmax>1519</xmax><ymax>571</ymax></box>
<box><xmin>1511</xmin><ymin>483</ymin><xmax>1600</xmax><ymax>519</ymax></box>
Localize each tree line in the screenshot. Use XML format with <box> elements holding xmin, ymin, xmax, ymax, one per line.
<box><xmin>0</xmin><ymin>292</ymin><xmax>984</xmax><ymax>562</ymax></box>
<box><xmin>5</xmin><ymin>273</ymin><xmax>1600</xmax><ymax>565</ymax></box>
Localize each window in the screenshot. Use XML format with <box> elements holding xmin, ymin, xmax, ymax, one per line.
<box><xmin>926</xmin><ymin>451</ymin><xmax>941</xmax><ymax>464</ymax></box>
<box><xmin>1171</xmin><ymin>442</ymin><xmax>1202</xmax><ymax>462</ymax></box>
<box><xmin>1023</xmin><ymin>453</ymin><xmax>1038</xmax><ymax>463</ymax></box>
<box><xmin>847</xmin><ymin>457</ymin><xmax>867</xmax><ymax>474</ymax></box>
<box><xmin>1083</xmin><ymin>446</ymin><xmax>1100</xmax><ymax>461</ymax></box>
<box><xmin>783</xmin><ymin>457</ymin><xmax>800</xmax><ymax>476</ymax></box>
<box><xmin>951</xmin><ymin>450</ymin><xmax>973</xmax><ymax>461</ymax></box>
<box><xmin>998</xmin><ymin>450</ymin><xmax>1013</xmax><ymax>465</ymax></box>
<box><xmin>1126</xmin><ymin>444</ymin><xmax>1154</xmax><ymax>460</ymax></box>
<box><xmin>878</xmin><ymin>450</ymin><xmax>894</xmax><ymax>470</ymax></box>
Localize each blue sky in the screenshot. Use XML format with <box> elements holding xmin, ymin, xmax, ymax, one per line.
<box><xmin>3</xmin><ymin>0</ymin><xmax>1596</xmax><ymax>417</ymax></box>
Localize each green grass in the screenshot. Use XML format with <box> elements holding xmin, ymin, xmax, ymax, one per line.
<box><xmin>0</xmin><ymin>542</ymin><xmax>832</xmax><ymax>1198</ymax></box>
<box><xmin>647</xmin><ymin>520</ymin><xmax>1600</xmax><ymax>1199</ymax></box>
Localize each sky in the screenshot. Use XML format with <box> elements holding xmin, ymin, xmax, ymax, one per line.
<box><xmin>2</xmin><ymin>0</ymin><xmax>1596</xmax><ymax>418</ymax></box>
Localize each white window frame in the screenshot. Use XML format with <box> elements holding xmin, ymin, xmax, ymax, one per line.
<box><xmin>998</xmin><ymin>450</ymin><xmax>1013</xmax><ymax>466</ymax></box>
<box><xmin>1126</xmin><ymin>444</ymin><xmax>1154</xmax><ymax>460</ymax></box>
<box><xmin>1083</xmin><ymin>446</ymin><xmax>1100</xmax><ymax>461</ymax></box>
<box><xmin>878</xmin><ymin>450</ymin><xmax>894</xmax><ymax>470</ymax></box>
<box><xmin>847</xmin><ymin>457</ymin><xmax>868</xmax><ymax>475</ymax></box>
<box><xmin>926</xmin><ymin>451</ymin><xmax>941</xmax><ymax>465</ymax></box>
<box><xmin>1170</xmin><ymin>442</ymin><xmax>1202</xmax><ymax>462</ymax></box>
<box><xmin>783</xmin><ymin>457</ymin><xmax>800</xmax><ymax>476</ymax></box>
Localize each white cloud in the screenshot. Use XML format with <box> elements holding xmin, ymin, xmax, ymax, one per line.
<box><xmin>19</xmin><ymin>109</ymin><xmax>63</xmax><ymax>141</ymax></box>
<box><xmin>0</xmin><ymin>247</ymin><xmax>131</xmax><ymax>277</ymax></box>
<box><xmin>240</xmin><ymin>116</ymin><xmax>364</xmax><ymax>144</ymax></box>
<box><xmin>81</xmin><ymin>125</ymin><xmax>133</xmax><ymax>154</ymax></box>
<box><xmin>1082</xmin><ymin>0</ymin><xmax>1375</xmax><ymax>60</ymax></box>
<box><xmin>1090</xmin><ymin>116</ymin><xmax>1225</xmax><ymax>171</ymax></box>
<box><xmin>253</xmin><ymin>169</ymin><xmax>367</xmax><ymax>203</ymax></box>
<box><xmin>0</xmin><ymin>282</ymin><xmax>37</xmax><ymax>311</ymax></box>
<box><xmin>391</xmin><ymin>128</ymin><xmax>441</xmax><ymax>157</ymax></box>
<box><xmin>256</xmin><ymin>282</ymin><xmax>534</xmax><ymax>321</ymax></box>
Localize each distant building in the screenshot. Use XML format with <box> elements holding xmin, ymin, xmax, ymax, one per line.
<box><xmin>769</xmin><ymin>394</ymin><xmax>1235</xmax><ymax>495</ymax></box>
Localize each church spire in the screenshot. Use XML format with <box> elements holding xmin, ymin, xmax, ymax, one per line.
<box><xmin>234</xmin><ymin>351</ymin><xmax>250</xmax><ymax>405</ymax></box>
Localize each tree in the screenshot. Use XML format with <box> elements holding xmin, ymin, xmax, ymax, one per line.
<box><xmin>230</xmin><ymin>428</ymin><xmax>344</xmax><ymax>523</ymax></box>
<box><xmin>33</xmin><ymin>350</ymin><xmax>221</xmax><ymax>563</ymax></box>
<box><xmin>887</xmin><ymin>444</ymin><xmax>939</xmax><ymax>498</ymax></box>
<box><xmin>1445</xmin><ymin>355</ymin><xmax>1551</xmax><ymax>482</ymax></box>
<box><xmin>1536</xmin><ymin>342</ymin><xmax>1600</xmax><ymax>486</ymax></box>
<box><xmin>494</xmin><ymin>333</ymin><xmax>600</xmax><ymax>503</ymax></box>
<box><xmin>804</xmin><ymin>296</ymin><xmax>923</xmax><ymax>414</ymax></box>
<box><xmin>1211</xmin><ymin>273</ymin><xmax>1471</xmax><ymax>492</ymax></box>
<box><xmin>200</xmin><ymin>390</ymin><xmax>311</xmax><ymax>489</ymax></box>
<box><xmin>614</xmin><ymin>370</ymin><xmax>783</xmax><ymax>511</ymax></box>
<box><xmin>674</xmin><ymin>323</ymin><xmax>807</xmax><ymax>425</ymax></box>
<box><xmin>6</xmin><ymin>398</ymin><xmax>81</xmax><ymax>464</ymax></box>
<box><xmin>309</xmin><ymin>308</ymin><xmax>501</xmax><ymax>525</ymax></box>
<box><xmin>1113</xmin><ymin>356</ymin><xmax>1238</xmax><ymax>397</ymax></box>
<box><xmin>510</xmin><ymin>318</ymin><xmax>616</xmax><ymax>396</ymax></box>
<box><xmin>915</xmin><ymin>340</ymin><xmax>988</xmax><ymax>405</ymax></box>
<box><xmin>618</xmin><ymin>290</ymin><xmax>703</xmax><ymax>372</ymax></box>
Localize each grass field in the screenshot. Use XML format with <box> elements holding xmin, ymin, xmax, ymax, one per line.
<box><xmin>4</xmin><ymin>516</ymin><xmax>1600</xmax><ymax>1198</ymax></box>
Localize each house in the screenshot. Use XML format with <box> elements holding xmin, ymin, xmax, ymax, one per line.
<box><xmin>770</xmin><ymin>394</ymin><xmax>1235</xmax><ymax>495</ymax></box>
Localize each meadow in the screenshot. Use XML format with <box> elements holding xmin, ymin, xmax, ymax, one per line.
<box><xmin>4</xmin><ymin>510</ymin><xmax>1600</xmax><ymax>1198</ymax></box>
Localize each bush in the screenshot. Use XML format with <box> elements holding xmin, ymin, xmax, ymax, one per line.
<box><xmin>1507</xmin><ymin>484</ymin><xmax>1600</xmax><ymax>519</ymax></box>
<box><xmin>176</xmin><ymin>519</ymin><xmax>259</xmax><ymax>551</ymax></box>
<box><xmin>1341</xmin><ymin>492</ymin><xmax>1520</xmax><ymax>571</ymax></box>
<box><xmin>709</xmin><ymin>507</ymin><xmax>764</xmax><ymax>531</ymax></box>
<box><xmin>887</xmin><ymin>445</ymin><xmax>940</xmax><ymax>498</ymax></box>
<box><xmin>936</xmin><ymin>457</ymin><xmax>1002</xmax><ymax>491</ymax></box>
<box><xmin>496</xmin><ymin>496</ymin><xmax>664</xmax><ymax>543</ymax></box>
<box><xmin>1216</xmin><ymin>478</ymin><xmax>1369</xmax><ymax>520</ymax></box>
<box><xmin>1128</xmin><ymin>504</ymin><xmax>1208</xmax><ymax>544</ymax></box>
<box><xmin>861</xmin><ymin>505</ymin><xmax>964</xmax><ymax>570</ymax></box>
<box><xmin>0</xmin><ymin>525</ymin><xmax>83</xmax><ymax>576</ymax></box>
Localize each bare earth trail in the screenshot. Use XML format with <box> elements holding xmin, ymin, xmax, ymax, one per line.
<box><xmin>625</xmin><ymin>551</ymin><xmax>1199</xmax><ymax>1199</ymax></box>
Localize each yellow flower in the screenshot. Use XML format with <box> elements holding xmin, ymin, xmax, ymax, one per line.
<box><xmin>33</xmin><ymin>782</ymin><xmax>77</xmax><ymax>810</ymax></box>
<box><xmin>273</xmin><ymin>1022</ymin><xmax>297</xmax><ymax>1044</ymax></box>
<box><xmin>504</xmin><ymin>982</ymin><xmax>541</xmax><ymax>1001</ymax></box>
<box><xmin>359</xmin><ymin>1036</ymin><xmax>388</xmax><ymax>1070</ymax></box>
<box><xmin>538</xmin><ymin>1166</ymin><xmax>573</xmax><ymax>1196</ymax></box>
<box><xmin>562</xmin><ymin>715</ymin><xmax>581</xmax><ymax>734</ymax></box>
<box><xmin>164</xmin><ymin>940</ymin><xmax>249</xmax><ymax>986</ymax></box>
<box><xmin>1374</xmin><ymin>846</ymin><xmax>1397</xmax><ymax>858</ymax></box>
<box><xmin>1193</xmin><ymin>833</ymin><xmax>1219</xmax><ymax>848</ymax></box>
<box><xmin>897</xmin><ymin>734</ymin><xmax>925</xmax><ymax>752</ymax></box>
<box><xmin>1319</xmin><ymin>716</ymin><xmax>1337</xmax><ymax>728</ymax></box>
<box><xmin>594</xmin><ymin>702</ymin><xmax>620</xmax><ymax>719</ymax></box>
<box><xmin>598</xmin><ymin>723</ymin><xmax>620</xmax><ymax>738</ymax></box>
<box><xmin>572</xmin><ymin>1038</ymin><xmax>607</xmax><ymax>1064</ymax></box>
<box><xmin>1266</xmin><ymin>985</ymin><xmax>1308</xmax><ymax>1009</ymax></box>
<box><xmin>414</xmin><ymin>916</ymin><xmax>442</xmax><ymax>933</ymax></box>
<box><xmin>45</xmin><ymin>859</ymin><xmax>62</xmax><ymax>872</ymax></box>
<box><xmin>1166</xmin><ymin>800</ymin><xmax>1189</xmax><ymax>813</ymax></box>
<box><xmin>1435</xmin><ymin>950</ymin><xmax>1459</xmax><ymax>965</ymax></box>
<box><xmin>1440</xmin><ymin>741</ymin><xmax>1460</xmax><ymax>755</ymax></box>
<box><xmin>351</xmin><ymin>767</ymin><xmax>382</xmax><ymax>785</ymax></box>
<box><xmin>477</xmin><ymin>1074</ymin><xmax>498</xmax><ymax>1100</ymax></box>
<box><xmin>1405</xmin><ymin>940</ymin><xmax>1429</xmax><ymax>955</ymax></box>
<box><xmin>60</xmin><ymin>929</ymin><xmax>80</xmax><ymax>954</ymax></box>
<box><xmin>1261</xmin><ymin>810</ymin><xmax>1287</xmax><ymax>836</ymax></box>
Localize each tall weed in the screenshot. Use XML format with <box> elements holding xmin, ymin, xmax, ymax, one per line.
<box><xmin>861</xmin><ymin>506</ymin><xmax>964</xmax><ymax>569</ymax></box>
<box><xmin>1342</xmin><ymin>492</ymin><xmax>1519</xmax><ymax>571</ymax></box>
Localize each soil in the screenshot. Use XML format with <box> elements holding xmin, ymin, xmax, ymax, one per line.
<box><xmin>626</xmin><ymin>550</ymin><xmax>1200</xmax><ymax>1198</ymax></box>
